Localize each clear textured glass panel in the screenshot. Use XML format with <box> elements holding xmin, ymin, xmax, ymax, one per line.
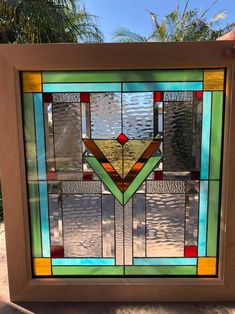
<box><xmin>53</xmin><ymin>103</ymin><xmax>82</xmax><ymax>171</ymax></box>
<box><xmin>192</xmin><ymin>97</ymin><xmax>202</xmax><ymax>171</ymax></box>
<box><xmin>52</xmin><ymin>93</ymin><xmax>80</xmax><ymax>103</ymax></box>
<box><xmin>102</xmin><ymin>195</ymin><xmax>115</xmax><ymax>257</ymax></box>
<box><xmin>44</xmin><ymin>102</ymin><xmax>55</xmax><ymax>172</ymax></box>
<box><xmin>56</xmin><ymin>171</ymin><xmax>83</xmax><ymax>180</ymax></box>
<box><xmin>163</xmin><ymin>171</ymin><xmax>190</xmax><ymax>180</ymax></box>
<box><xmin>63</xmin><ymin>194</ymin><xmax>102</xmax><ymax>257</ymax></box>
<box><xmin>90</xmin><ymin>93</ymin><xmax>121</xmax><ymax>139</ymax></box>
<box><xmin>49</xmin><ymin>194</ymin><xmax>63</xmax><ymax>246</ymax></box>
<box><xmin>81</xmin><ymin>102</ymin><xmax>91</xmax><ymax>138</ymax></box>
<box><xmin>186</xmin><ymin>181</ymin><xmax>199</xmax><ymax>194</ymax></box>
<box><xmin>133</xmin><ymin>194</ymin><xmax>146</xmax><ymax>257</ymax></box>
<box><xmin>146</xmin><ymin>181</ymin><xmax>186</xmax><ymax>194</ymax></box>
<box><xmin>115</xmin><ymin>199</ymin><xmax>124</xmax><ymax>265</ymax></box>
<box><xmin>164</xmin><ymin>91</ymin><xmax>193</xmax><ymax>102</ymax></box>
<box><xmin>122</xmin><ymin>92</ymin><xmax>153</xmax><ymax>139</ymax></box>
<box><xmin>185</xmin><ymin>193</ymin><xmax>199</xmax><ymax>246</ymax></box>
<box><xmin>124</xmin><ymin>199</ymin><xmax>133</xmax><ymax>265</ymax></box>
<box><xmin>48</xmin><ymin>181</ymin><xmax>61</xmax><ymax>194</ymax></box>
<box><xmin>61</xmin><ymin>181</ymin><xmax>101</xmax><ymax>194</ymax></box>
<box><xmin>164</xmin><ymin>102</ymin><xmax>193</xmax><ymax>171</ymax></box>
<box><xmin>146</xmin><ymin>194</ymin><xmax>185</xmax><ymax>257</ymax></box>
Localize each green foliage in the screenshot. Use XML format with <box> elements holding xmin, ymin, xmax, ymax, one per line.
<box><xmin>113</xmin><ymin>0</ymin><xmax>234</xmax><ymax>42</ymax></box>
<box><xmin>0</xmin><ymin>0</ymin><xmax>103</xmax><ymax>43</ymax></box>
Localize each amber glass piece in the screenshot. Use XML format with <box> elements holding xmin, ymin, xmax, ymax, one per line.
<box><xmin>101</xmin><ymin>162</ymin><xmax>125</xmax><ymax>191</ymax></box>
<box><xmin>122</xmin><ymin>161</ymin><xmax>145</xmax><ymax>192</ymax></box>
<box><xmin>123</xmin><ymin>140</ymin><xmax>152</xmax><ymax>178</ymax></box>
<box><xmin>204</xmin><ymin>70</ymin><xmax>224</xmax><ymax>91</ymax></box>
<box><xmin>22</xmin><ymin>72</ymin><xmax>42</xmax><ymax>92</ymax></box>
<box><xmin>94</xmin><ymin>140</ymin><xmax>123</xmax><ymax>177</ymax></box>
<box><xmin>34</xmin><ymin>258</ymin><xmax>51</xmax><ymax>276</ymax></box>
<box><xmin>197</xmin><ymin>257</ymin><xmax>216</xmax><ymax>275</ymax></box>
<box><xmin>122</xmin><ymin>140</ymin><xmax>161</xmax><ymax>191</ymax></box>
<box><xmin>83</xmin><ymin>138</ymin><xmax>105</xmax><ymax>160</ymax></box>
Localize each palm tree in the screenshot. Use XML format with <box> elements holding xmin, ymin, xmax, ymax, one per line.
<box><xmin>113</xmin><ymin>0</ymin><xmax>234</xmax><ymax>42</ymax></box>
<box><xmin>0</xmin><ymin>0</ymin><xmax>103</xmax><ymax>43</ymax></box>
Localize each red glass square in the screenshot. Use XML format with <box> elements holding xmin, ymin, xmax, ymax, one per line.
<box><xmin>83</xmin><ymin>172</ymin><xmax>93</xmax><ymax>181</ymax></box>
<box><xmin>51</xmin><ymin>246</ymin><xmax>64</xmax><ymax>258</ymax></box>
<box><xmin>43</xmin><ymin>93</ymin><xmax>52</xmax><ymax>103</ymax></box>
<box><xmin>190</xmin><ymin>171</ymin><xmax>200</xmax><ymax>180</ymax></box>
<box><xmin>47</xmin><ymin>171</ymin><xmax>57</xmax><ymax>180</ymax></box>
<box><xmin>154</xmin><ymin>171</ymin><xmax>163</xmax><ymax>180</ymax></box>
<box><xmin>116</xmin><ymin>133</ymin><xmax>129</xmax><ymax>146</ymax></box>
<box><xmin>195</xmin><ymin>91</ymin><xmax>203</xmax><ymax>101</ymax></box>
<box><xmin>184</xmin><ymin>246</ymin><xmax>198</xmax><ymax>257</ymax></box>
<box><xmin>154</xmin><ymin>92</ymin><xmax>163</xmax><ymax>102</ymax></box>
<box><xmin>80</xmin><ymin>92</ymin><xmax>90</xmax><ymax>103</ymax></box>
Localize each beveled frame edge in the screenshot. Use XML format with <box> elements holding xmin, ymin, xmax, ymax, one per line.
<box><xmin>0</xmin><ymin>42</ymin><xmax>235</xmax><ymax>301</ymax></box>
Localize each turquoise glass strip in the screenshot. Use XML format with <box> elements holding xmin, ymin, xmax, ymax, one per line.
<box><xmin>52</xmin><ymin>258</ymin><xmax>115</xmax><ymax>266</ymax></box>
<box><xmin>43</xmin><ymin>83</ymin><xmax>121</xmax><ymax>93</ymax></box>
<box><xmin>134</xmin><ymin>258</ymin><xmax>197</xmax><ymax>266</ymax></box>
<box><xmin>39</xmin><ymin>181</ymin><xmax>50</xmax><ymax>257</ymax></box>
<box><xmin>200</xmin><ymin>92</ymin><xmax>212</xmax><ymax>179</ymax></box>
<box><xmin>198</xmin><ymin>181</ymin><xmax>209</xmax><ymax>256</ymax></box>
<box><xmin>34</xmin><ymin>93</ymin><xmax>46</xmax><ymax>180</ymax></box>
<box><xmin>123</xmin><ymin>82</ymin><xmax>203</xmax><ymax>92</ymax></box>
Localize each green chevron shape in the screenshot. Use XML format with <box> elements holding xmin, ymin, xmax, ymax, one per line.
<box><xmin>123</xmin><ymin>156</ymin><xmax>161</xmax><ymax>205</ymax></box>
<box><xmin>85</xmin><ymin>156</ymin><xmax>161</xmax><ymax>206</ymax></box>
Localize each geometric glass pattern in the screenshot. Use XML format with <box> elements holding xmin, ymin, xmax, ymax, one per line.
<box><xmin>21</xmin><ymin>69</ymin><xmax>225</xmax><ymax>277</ymax></box>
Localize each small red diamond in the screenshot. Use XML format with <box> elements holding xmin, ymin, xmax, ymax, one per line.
<box><xmin>116</xmin><ymin>133</ymin><xmax>129</xmax><ymax>145</ymax></box>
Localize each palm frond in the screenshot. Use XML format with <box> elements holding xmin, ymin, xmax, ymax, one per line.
<box><xmin>112</xmin><ymin>27</ymin><xmax>148</xmax><ymax>42</ymax></box>
<box><xmin>209</xmin><ymin>11</ymin><xmax>227</xmax><ymax>24</ymax></box>
<box><xmin>0</xmin><ymin>0</ymin><xmax>103</xmax><ymax>43</ymax></box>
<box><xmin>112</xmin><ymin>0</ymin><xmax>232</xmax><ymax>43</ymax></box>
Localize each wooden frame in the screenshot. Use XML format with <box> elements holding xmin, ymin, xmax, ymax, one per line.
<box><xmin>0</xmin><ymin>42</ymin><xmax>235</xmax><ymax>302</ymax></box>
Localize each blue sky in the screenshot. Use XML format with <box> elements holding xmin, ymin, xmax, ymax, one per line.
<box><xmin>84</xmin><ymin>0</ymin><xmax>235</xmax><ymax>42</ymax></box>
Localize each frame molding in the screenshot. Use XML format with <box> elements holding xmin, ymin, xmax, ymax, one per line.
<box><xmin>0</xmin><ymin>42</ymin><xmax>235</xmax><ymax>301</ymax></box>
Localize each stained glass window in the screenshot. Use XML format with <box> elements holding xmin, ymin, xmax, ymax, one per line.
<box><xmin>21</xmin><ymin>69</ymin><xmax>225</xmax><ymax>277</ymax></box>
